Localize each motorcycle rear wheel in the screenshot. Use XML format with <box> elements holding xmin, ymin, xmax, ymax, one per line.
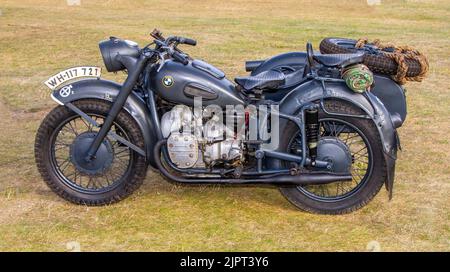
<box><xmin>35</xmin><ymin>99</ymin><xmax>147</xmax><ymax>205</ymax></box>
<box><xmin>278</xmin><ymin>100</ymin><xmax>387</xmax><ymax>214</ymax></box>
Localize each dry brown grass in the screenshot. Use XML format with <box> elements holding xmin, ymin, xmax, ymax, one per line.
<box><xmin>0</xmin><ymin>0</ymin><xmax>449</xmax><ymax>251</ymax></box>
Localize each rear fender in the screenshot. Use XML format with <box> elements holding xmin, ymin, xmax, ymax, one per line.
<box><xmin>51</xmin><ymin>78</ymin><xmax>158</xmax><ymax>168</ymax></box>
<box><xmin>278</xmin><ymin>80</ymin><xmax>398</xmax><ymax>198</ymax></box>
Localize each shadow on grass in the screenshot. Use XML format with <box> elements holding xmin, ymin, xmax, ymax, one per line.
<box><xmin>31</xmin><ymin>168</ymin><xmax>296</xmax><ymax>211</ymax></box>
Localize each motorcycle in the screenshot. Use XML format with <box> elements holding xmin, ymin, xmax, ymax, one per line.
<box><xmin>35</xmin><ymin>29</ymin><xmax>404</xmax><ymax>214</ymax></box>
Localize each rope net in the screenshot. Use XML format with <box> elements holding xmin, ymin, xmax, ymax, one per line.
<box><xmin>355</xmin><ymin>38</ymin><xmax>429</xmax><ymax>85</ymax></box>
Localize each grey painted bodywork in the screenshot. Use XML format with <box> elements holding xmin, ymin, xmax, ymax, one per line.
<box><xmin>51</xmin><ymin>78</ymin><xmax>158</xmax><ymax>168</ymax></box>
<box><xmin>148</xmin><ymin>59</ymin><xmax>244</xmax><ymax>106</ymax></box>
<box><xmin>50</xmin><ymin>56</ymin><xmax>400</xmax><ymax>196</ymax></box>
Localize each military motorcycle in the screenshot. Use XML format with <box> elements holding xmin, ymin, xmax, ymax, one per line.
<box><xmin>35</xmin><ymin>29</ymin><xmax>405</xmax><ymax>214</ymax></box>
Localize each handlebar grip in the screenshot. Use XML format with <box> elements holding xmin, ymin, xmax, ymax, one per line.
<box><xmin>181</xmin><ymin>37</ymin><xmax>197</xmax><ymax>46</ymax></box>
<box><xmin>175</xmin><ymin>36</ymin><xmax>196</xmax><ymax>46</ymax></box>
<box><xmin>172</xmin><ymin>51</ymin><xmax>189</xmax><ymax>65</ymax></box>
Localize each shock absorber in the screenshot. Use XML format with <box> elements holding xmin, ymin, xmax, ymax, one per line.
<box><xmin>305</xmin><ymin>106</ymin><xmax>319</xmax><ymax>164</ymax></box>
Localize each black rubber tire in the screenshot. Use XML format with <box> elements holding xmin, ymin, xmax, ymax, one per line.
<box><xmin>278</xmin><ymin>100</ymin><xmax>386</xmax><ymax>214</ymax></box>
<box><xmin>319</xmin><ymin>37</ymin><xmax>422</xmax><ymax>77</ymax></box>
<box><xmin>35</xmin><ymin>99</ymin><xmax>148</xmax><ymax>205</ymax></box>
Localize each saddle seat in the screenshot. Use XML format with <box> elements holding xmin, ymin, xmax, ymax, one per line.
<box><xmin>313</xmin><ymin>52</ymin><xmax>365</xmax><ymax>67</ymax></box>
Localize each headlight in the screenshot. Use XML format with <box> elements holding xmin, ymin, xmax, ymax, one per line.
<box><xmin>99</xmin><ymin>37</ymin><xmax>140</xmax><ymax>72</ymax></box>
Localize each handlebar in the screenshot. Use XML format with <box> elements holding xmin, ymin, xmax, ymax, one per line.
<box><xmin>177</xmin><ymin>37</ymin><xmax>197</xmax><ymax>46</ymax></box>
<box><xmin>172</xmin><ymin>51</ymin><xmax>189</xmax><ymax>65</ymax></box>
<box><xmin>168</xmin><ymin>36</ymin><xmax>197</xmax><ymax>46</ymax></box>
<box><xmin>150</xmin><ymin>29</ymin><xmax>196</xmax><ymax>46</ymax></box>
<box><xmin>149</xmin><ymin>30</ymin><xmax>195</xmax><ymax>66</ymax></box>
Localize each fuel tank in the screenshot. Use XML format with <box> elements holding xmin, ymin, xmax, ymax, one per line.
<box><xmin>148</xmin><ymin>59</ymin><xmax>244</xmax><ymax>106</ymax></box>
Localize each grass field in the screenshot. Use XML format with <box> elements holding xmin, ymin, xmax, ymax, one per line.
<box><xmin>0</xmin><ymin>0</ymin><xmax>449</xmax><ymax>251</ymax></box>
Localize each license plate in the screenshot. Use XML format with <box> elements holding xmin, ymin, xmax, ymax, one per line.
<box><xmin>44</xmin><ymin>66</ymin><xmax>101</xmax><ymax>90</ymax></box>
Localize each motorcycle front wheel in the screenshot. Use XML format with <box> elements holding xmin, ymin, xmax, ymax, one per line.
<box><xmin>278</xmin><ymin>99</ymin><xmax>387</xmax><ymax>214</ymax></box>
<box><xmin>35</xmin><ymin>99</ymin><xmax>148</xmax><ymax>205</ymax></box>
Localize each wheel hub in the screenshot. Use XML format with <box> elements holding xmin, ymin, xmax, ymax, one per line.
<box><xmin>70</xmin><ymin>132</ymin><xmax>114</xmax><ymax>175</ymax></box>
<box><xmin>316</xmin><ymin>137</ymin><xmax>352</xmax><ymax>173</ymax></box>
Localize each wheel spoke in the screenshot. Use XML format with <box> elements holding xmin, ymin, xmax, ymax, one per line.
<box><xmin>115</xmin><ymin>148</ymin><xmax>130</xmax><ymax>156</ymax></box>
<box><xmin>79</xmin><ymin>117</ymin><xmax>93</xmax><ymax>131</ymax></box>
<box><xmin>67</xmin><ymin>121</ymin><xmax>78</xmax><ymax>136</ymax></box>
<box><xmin>59</xmin><ymin>158</ymin><xmax>71</xmax><ymax>172</ymax></box>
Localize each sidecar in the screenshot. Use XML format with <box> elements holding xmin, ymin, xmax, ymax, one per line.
<box><xmin>240</xmin><ymin>48</ymin><xmax>408</xmax><ymax>199</ymax></box>
<box><xmin>244</xmin><ymin>52</ymin><xmax>407</xmax><ymax>129</ymax></box>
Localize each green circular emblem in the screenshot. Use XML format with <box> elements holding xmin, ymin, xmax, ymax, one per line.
<box><xmin>162</xmin><ymin>75</ymin><xmax>174</xmax><ymax>87</ymax></box>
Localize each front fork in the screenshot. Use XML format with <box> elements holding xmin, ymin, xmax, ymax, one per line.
<box><xmin>84</xmin><ymin>55</ymin><xmax>150</xmax><ymax>161</ymax></box>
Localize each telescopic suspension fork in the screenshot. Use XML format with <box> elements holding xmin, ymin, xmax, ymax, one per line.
<box><xmin>84</xmin><ymin>54</ymin><xmax>150</xmax><ymax>162</ymax></box>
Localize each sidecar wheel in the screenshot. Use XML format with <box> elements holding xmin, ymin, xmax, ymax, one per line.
<box><xmin>35</xmin><ymin>99</ymin><xmax>148</xmax><ymax>205</ymax></box>
<box><xmin>278</xmin><ymin>100</ymin><xmax>386</xmax><ymax>214</ymax></box>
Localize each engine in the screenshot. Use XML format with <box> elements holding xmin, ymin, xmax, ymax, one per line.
<box><xmin>160</xmin><ymin>105</ymin><xmax>244</xmax><ymax>169</ymax></box>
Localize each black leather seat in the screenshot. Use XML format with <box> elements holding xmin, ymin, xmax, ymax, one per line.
<box><xmin>313</xmin><ymin>52</ymin><xmax>365</xmax><ymax>67</ymax></box>
<box><xmin>235</xmin><ymin>69</ymin><xmax>286</xmax><ymax>92</ymax></box>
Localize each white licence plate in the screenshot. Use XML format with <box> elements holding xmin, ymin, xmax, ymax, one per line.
<box><xmin>45</xmin><ymin>66</ymin><xmax>101</xmax><ymax>90</ymax></box>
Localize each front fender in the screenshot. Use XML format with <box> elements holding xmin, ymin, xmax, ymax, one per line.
<box><xmin>51</xmin><ymin>78</ymin><xmax>158</xmax><ymax>168</ymax></box>
<box><xmin>278</xmin><ymin>80</ymin><xmax>398</xmax><ymax>198</ymax></box>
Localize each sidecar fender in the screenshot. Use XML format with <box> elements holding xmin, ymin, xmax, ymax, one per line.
<box><xmin>278</xmin><ymin>80</ymin><xmax>398</xmax><ymax>198</ymax></box>
<box><xmin>249</xmin><ymin>52</ymin><xmax>307</xmax><ymax>75</ymax></box>
<box><xmin>51</xmin><ymin>78</ymin><xmax>158</xmax><ymax>168</ymax></box>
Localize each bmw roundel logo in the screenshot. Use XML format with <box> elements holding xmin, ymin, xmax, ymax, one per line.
<box><xmin>162</xmin><ymin>75</ymin><xmax>174</xmax><ymax>87</ymax></box>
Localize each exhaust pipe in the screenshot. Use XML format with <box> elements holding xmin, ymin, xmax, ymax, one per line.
<box><xmin>154</xmin><ymin>140</ymin><xmax>352</xmax><ymax>185</ymax></box>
